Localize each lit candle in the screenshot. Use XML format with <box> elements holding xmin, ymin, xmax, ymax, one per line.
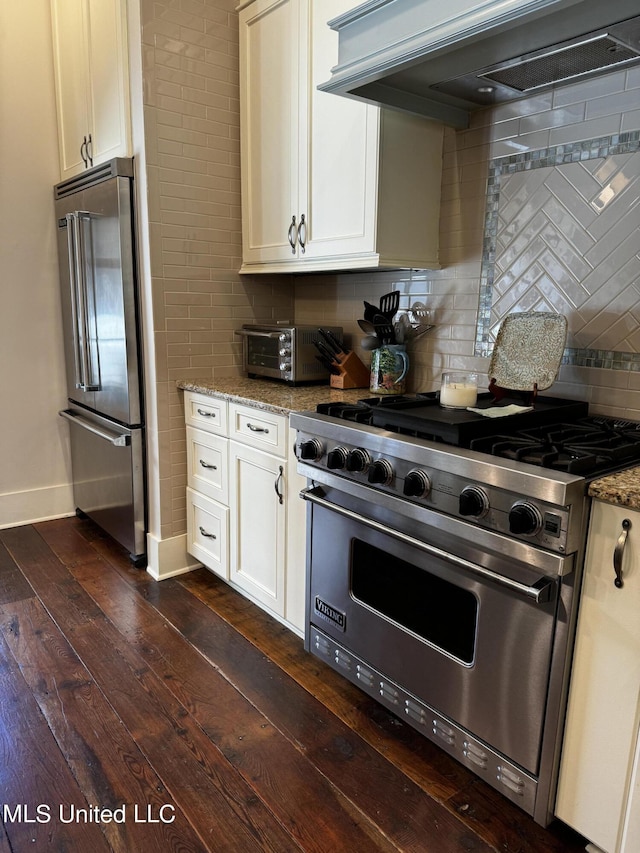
<box><xmin>440</xmin><ymin>376</ymin><xmax>478</xmax><ymax>408</ymax></box>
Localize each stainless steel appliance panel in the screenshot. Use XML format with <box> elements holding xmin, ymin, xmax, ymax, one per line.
<box><xmin>55</xmin><ymin>159</ymin><xmax>146</xmax><ymax>561</ymax></box>
<box><xmin>60</xmin><ymin>405</ymin><xmax>145</xmax><ymax>558</ymax></box>
<box><xmin>305</xmin><ymin>485</ymin><xmax>563</xmax><ymax>776</ymax></box>
<box><xmin>55</xmin><ymin>168</ymin><xmax>142</xmax><ymax>426</ymax></box>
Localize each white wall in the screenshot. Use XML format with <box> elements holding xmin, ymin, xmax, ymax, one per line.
<box><xmin>0</xmin><ymin>1</ymin><xmax>73</xmax><ymax>527</ymax></box>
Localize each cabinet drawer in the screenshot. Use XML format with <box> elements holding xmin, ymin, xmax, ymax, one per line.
<box><xmin>186</xmin><ymin>488</ymin><xmax>229</xmax><ymax>580</ymax></box>
<box><xmin>186</xmin><ymin>427</ymin><xmax>228</xmax><ymax>503</ymax></box>
<box><xmin>229</xmin><ymin>403</ymin><xmax>287</xmax><ymax>456</ymax></box>
<box><xmin>184</xmin><ymin>391</ymin><xmax>228</xmax><ymax>435</ymax></box>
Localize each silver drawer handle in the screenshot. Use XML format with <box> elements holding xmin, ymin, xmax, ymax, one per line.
<box><xmin>197</xmin><ymin>408</ymin><xmax>215</xmax><ymax>417</ymax></box>
<box><xmin>613</xmin><ymin>517</ymin><xmax>631</xmax><ymax>588</ymax></box>
<box><xmin>247</xmin><ymin>423</ymin><xmax>269</xmax><ymax>433</ymax></box>
<box><xmin>199</xmin><ymin>526</ymin><xmax>217</xmax><ymax>540</ymax></box>
<box><xmin>199</xmin><ymin>459</ymin><xmax>217</xmax><ymax>470</ymax></box>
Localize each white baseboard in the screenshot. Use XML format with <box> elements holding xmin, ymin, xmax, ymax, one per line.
<box><xmin>0</xmin><ymin>484</ymin><xmax>75</xmax><ymax>529</ymax></box>
<box><xmin>145</xmin><ymin>531</ymin><xmax>200</xmax><ymax>580</ymax></box>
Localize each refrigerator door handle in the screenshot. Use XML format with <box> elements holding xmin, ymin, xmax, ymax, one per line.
<box><xmin>59</xmin><ymin>409</ymin><xmax>131</xmax><ymax>447</ymax></box>
<box><xmin>66</xmin><ymin>212</ymin><xmax>101</xmax><ymax>392</ymax></box>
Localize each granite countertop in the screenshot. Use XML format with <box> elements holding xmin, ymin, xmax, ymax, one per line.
<box><xmin>589</xmin><ymin>467</ymin><xmax>640</xmax><ymax>511</ymax></box>
<box><xmin>177</xmin><ymin>376</ymin><xmax>367</xmax><ymax>416</ymax></box>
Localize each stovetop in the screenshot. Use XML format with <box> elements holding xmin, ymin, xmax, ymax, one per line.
<box><xmin>315</xmin><ymin>393</ymin><xmax>640</xmax><ymax>479</ymax></box>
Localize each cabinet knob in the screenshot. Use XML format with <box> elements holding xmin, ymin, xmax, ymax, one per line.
<box><xmin>613</xmin><ymin>517</ymin><xmax>631</xmax><ymax>588</ymax></box>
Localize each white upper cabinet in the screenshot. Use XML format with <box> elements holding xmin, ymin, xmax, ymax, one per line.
<box><xmin>50</xmin><ymin>0</ymin><xmax>131</xmax><ymax>180</ymax></box>
<box><xmin>238</xmin><ymin>0</ymin><xmax>443</xmax><ymax>274</ymax></box>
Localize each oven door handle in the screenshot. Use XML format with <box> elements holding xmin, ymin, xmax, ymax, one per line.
<box><xmin>301</xmin><ymin>487</ymin><xmax>554</xmax><ymax>604</ymax></box>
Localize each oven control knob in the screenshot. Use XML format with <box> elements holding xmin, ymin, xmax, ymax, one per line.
<box><xmin>459</xmin><ymin>486</ymin><xmax>489</xmax><ymax>518</ymax></box>
<box><xmin>509</xmin><ymin>502</ymin><xmax>543</xmax><ymax>536</ymax></box>
<box><xmin>326</xmin><ymin>446</ymin><xmax>348</xmax><ymax>470</ymax></box>
<box><xmin>346</xmin><ymin>448</ymin><xmax>371</xmax><ymax>473</ymax></box>
<box><xmin>403</xmin><ymin>469</ymin><xmax>431</xmax><ymax>498</ymax></box>
<box><xmin>298</xmin><ymin>438</ymin><xmax>323</xmax><ymax>461</ymax></box>
<box><xmin>367</xmin><ymin>459</ymin><xmax>394</xmax><ymax>485</ymax></box>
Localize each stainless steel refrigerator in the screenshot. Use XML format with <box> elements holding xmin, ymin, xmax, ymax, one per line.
<box><xmin>55</xmin><ymin>158</ymin><xmax>146</xmax><ymax>565</ymax></box>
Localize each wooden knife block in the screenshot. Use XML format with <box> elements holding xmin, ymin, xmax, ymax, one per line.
<box><xmin>330</xmin><ymin>351</ymin><xmax>370</xmax><ymax>389</ymax></box>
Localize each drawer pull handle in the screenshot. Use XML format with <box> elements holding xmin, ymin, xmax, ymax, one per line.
<box><xmin>613</xmin><ymin>517</ymin><xmax>631</xmax><ymax>588</ymax></box>
<box><xmin>297</xmin><ymin>213</ymin><xmax>306</xmax><ymax>254</ymax></box>
<box><xmin>247</xmin><ymin>423</ymin><xmax>269</xmax><ymax>434</ymax></box>
<box><xmin>199</xmin><ymin>526</ymin><xmax>217</xmax><ymax>540</ymax></box>
<box><xmin>197</xmin><ymin>408</ymin><xmax>215</xmax><ymax>417</ymax></box>
<box><xmin>287</xmin><ymin>215</ymin><xmax>297</xmax><ymax>254</ymax></box>
<box><xmin>199</xmin><ymin>459</ymin><xmax>217</xmax><ymax>470</ymax></box>
<box><xmin>274</xmin><ymin>465</ymin><xmax>284</xmax><ymax>505</ymax></box>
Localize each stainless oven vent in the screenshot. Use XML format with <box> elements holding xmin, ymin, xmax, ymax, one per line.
<box><xmin>481</xmin><ymin>34</ymin><xmax>640</xmax><ymax>92</ymax></box>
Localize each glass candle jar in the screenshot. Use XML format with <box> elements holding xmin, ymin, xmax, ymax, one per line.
<box><xmin>440</xmin><ymin>372</ymin><xmax>478</xmax><ymax>408</ymax></box>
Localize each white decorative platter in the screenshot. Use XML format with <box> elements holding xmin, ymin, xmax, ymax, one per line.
<box><xmin>489</xmin><ymin>312</ymin><xmax>568</xmax><ymax>392</ymax></box>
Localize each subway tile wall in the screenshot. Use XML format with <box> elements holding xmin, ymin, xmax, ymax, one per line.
<box><xmin>294</xmin><ymin>67</ymin><xmax>640</xmax><ymax>421</ymax></box>
<box><xmin>140</xmin><ymin>0</ymin><xmax>294</xmax><ymax>539</ymax></box>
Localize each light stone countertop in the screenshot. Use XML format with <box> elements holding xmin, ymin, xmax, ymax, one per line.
<box><xmin>176</xmin><ymin>376</ymin><xmax>367</xmax><ymax>416</ymax></box>
<box><xmin>589</xmin><ymin>467</ymin><xmax>640</xmax><ymax>511</ymax></box>
<box><xmin>178</xmin><ymin>378</ymin><xmax>640</xmax><ymax>510</ymax></box>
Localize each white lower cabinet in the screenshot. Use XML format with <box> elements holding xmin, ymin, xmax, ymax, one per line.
<box><xmin>184</xmin><ymin>392</ymin><xmax>305</xmax><ymax>635</ymax></box>
<box><xmin>186</xmin><ymin>488</ymin><xmax>229</xmax><ymax>581</ymax></box>
<box><xmin>228</xmin><ymin>440</ymin><xmax>286</xmax><ymax>616</ymax></box>
<box><xmin>556</xmin><ymin>500</ymin><xmax>640</xmax><ymax>852</ymax></box>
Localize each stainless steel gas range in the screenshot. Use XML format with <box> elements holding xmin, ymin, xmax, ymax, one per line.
<box><xmin>291</xmin><ymin>393</ymin><xmax>640</xmax><ymax>826</ymax></box>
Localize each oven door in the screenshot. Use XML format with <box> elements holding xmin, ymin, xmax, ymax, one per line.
<box><xmin>303</xmin><ymin>484</ymin><xmax>569</xmax><ymax>777</ymax></box>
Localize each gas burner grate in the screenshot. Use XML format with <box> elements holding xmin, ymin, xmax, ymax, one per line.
<box><xmin>470</xmin><ymin>418</ymin><xmax>640</xmax><ymax>474</ymax></box>
<box><xmin>316</xmin><ymin>402</ymin><xmax>373</xmax><ymax>423</ymax></box>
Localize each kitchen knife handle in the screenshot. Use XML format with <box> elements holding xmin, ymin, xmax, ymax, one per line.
<box><xmin>287</xmin><ymin>215</ymin><xmax>297</xmax><ymax>254</ymax></box>
<box><xmin>297</xmin><ymin>214</ymin><xmax>306</xmax><ymax>254</ymax></box>
<box><xmin>613</xmin><ymin>517</ymin><xmax>631</xmax><ymax>588</ymax></box>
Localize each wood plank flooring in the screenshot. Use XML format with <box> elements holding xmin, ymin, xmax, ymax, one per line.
<box><xmin>0</xmin><ymin>516</ymin><xmax>587</xmax><ymax>852</ymax></box>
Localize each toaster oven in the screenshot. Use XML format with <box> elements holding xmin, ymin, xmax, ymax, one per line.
<box><xmin>236</xmin><ymin>324</ymin><xmax>343</xmax><ymax>385</ymax></box>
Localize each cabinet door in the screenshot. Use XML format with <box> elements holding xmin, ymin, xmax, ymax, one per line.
<box><xmin>302</xmin><ymin>0</ymin><xmax>380</xmax><ymax>262</ymax></box>
<box><xmin>239</xmin><ymin>0</ymin><xmax>301</xmax><ymax>264</ymax></box>
<box><xmin>556</xmin><ymin>501</ymin><xmax>640</xmax><ymax>852</ymax></box>
<box><xmin>229</xmin><ymin>441</ymin><xmax>286</xmax><ymax>616</ymax></box>
<box><xmin>51</xmin><ymin>0</ymin><xmax>131</xmax><ymax>179</ymax></box>
<box><xmin>51</xmin><ymin>0</ymin><xmax>92</xmax><ymax>179</ymax></box>
<box><xmin>86</xmin><ymin>0</ymin><xmax>131</xmax><ymax>166</ymax></box>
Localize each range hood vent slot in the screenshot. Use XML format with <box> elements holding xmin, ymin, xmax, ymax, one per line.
<box><xmin>480</xmin><ymin>34</ymin><xmax>640</xmax><ymax>92</ymax></box>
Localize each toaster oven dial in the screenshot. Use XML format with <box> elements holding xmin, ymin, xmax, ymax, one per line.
<box><xmin>346</xmin><ymin>448</ymin><xmax>371</xmax><ymax>473</ymax></box>
<box><xmin>403</xmin><ymin>469</ymin><xmax>431</xmax><ymax>498</ymax></box>
<box><xmin>326</xmin><ymin>446</ymin><xmax>348</xmax><ymax>470</ymax></box>
<box><xmin>508</xmin><ymin>501</ymin><xmax>543</xmax><ymax>536</ymax></box>
<box><xmin>298</xmin><ymin>438</ymin><xmax>323</xmax><ymax>462</ymax></box>
<box><xmin>279</xmin><ymin>347</ymin><xmax>291</xmax><ymax>357</ymax></box>
<box><xmin>459</xmin><ymin>486</ymin><xmax>489</xmax><ymax>518</ymax></box>
<box><xmin>367</xmin><ymin>459</ymin><xmax>394</xmax><ymax>486</ymax></box>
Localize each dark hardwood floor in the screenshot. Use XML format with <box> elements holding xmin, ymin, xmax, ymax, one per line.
<box><xmin>0</xmin><ymin>516</ymin><xmax>587</xmax><ymax>852</ymax></box>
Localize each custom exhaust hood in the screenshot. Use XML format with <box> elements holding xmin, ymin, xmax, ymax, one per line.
<box><xmin>320</xmin><ymin>0</ymin><xmax>640</xmax><ymax>128</ymax></box>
